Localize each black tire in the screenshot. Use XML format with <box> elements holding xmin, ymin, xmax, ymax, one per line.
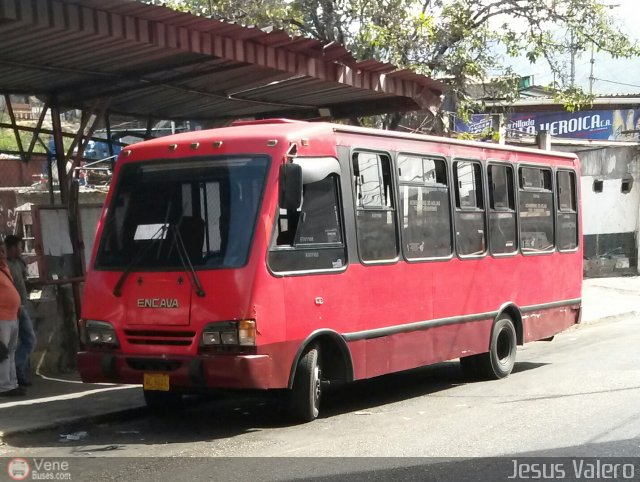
<box><xmin>289</xmin><ymin>345</ymin><xmax>322</xmax><ymax>423</ymax></box>
<box><xmin>476</xmin><ymin>315</ymin><xmax>517</xmax><ymax>380</ymax></box>
<box><xmin>143</xmin><ymin>389</ymin><xmax>183</xmax><ymax>414</ymax></box>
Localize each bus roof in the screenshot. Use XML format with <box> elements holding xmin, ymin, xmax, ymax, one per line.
<box><xmin>124</xmin><ymin>119</ymin><xmax>578</xmax><ymax>161</ymax></box>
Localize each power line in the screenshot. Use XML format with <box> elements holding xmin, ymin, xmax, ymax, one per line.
<box><xmin>593</xmin><ymin>78</ymin><xmax>640</xmax><ymax>89</ymax></box>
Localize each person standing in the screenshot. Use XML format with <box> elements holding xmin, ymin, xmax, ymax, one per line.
<box><xmin>5</xmin><ymin>235</ymin><xmax>37</xmax><ymax>387</ymax></box>
<box><xmin>0</xmin><ymin>239</ymin><xmax>24</xmax><ymax>396</ymax></box>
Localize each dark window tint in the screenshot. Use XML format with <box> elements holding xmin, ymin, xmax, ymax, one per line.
<box><xmin>454</xmin><ymin>161</ymin><xmax>485</xmax><ymax>256</ymax></box>
<box><xmin>294</xmin><ymin>178</ymin><xmax>343</xmax><ymax>246</ymax></box>
<box><xmin>398</xmin><ymin>155</ymin><xmax>452</xmax><ymax>259</ymax></box>
<box><xmin>556</xmin><ymin>170</ymin><xmax>579</xmax><ymax>251</ymax></box>
<box><xmin>519</xmin><ymin>166</ymin><xmax>554</xmax><ymax>252</ymax></box>
<box><xmin>488</xmin><ymin>164</ymin><xmax>514</xmax><ymax>210</ymax></box>
<box><xmin>353</xmin><ymin>152</ymin><xmax>398</xmax><ymax>261</ymax></box>
<box><xmin>269</xmin><ymin>174</ymin><xmax>346</xmax><ymax>272</ymax></box>
<box><xmin>520</xmin><ymin>167</ymin><xmax>552</xmax><ymax>190</ymax></box>
<box><xmin>455</xmin><ymin>161</ymin><xmax>484</xmax><ymax>209</ymax></box>
<box><xmin>557</xmin><ymin>170</ymin><xmax>576</xmax><ymax>212</ymax></box>
<box><xmin>488</xmin><ymin>164</ymin><xmax>517</xmax><ymax>254</ymax></box>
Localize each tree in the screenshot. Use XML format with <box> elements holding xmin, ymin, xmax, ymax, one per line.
<box><xmin>144</xmin><ymin>0</ymin><xmax>638</xmax><ymax>132</ymax></box>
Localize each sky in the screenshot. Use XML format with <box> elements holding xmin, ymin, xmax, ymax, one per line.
<box><xmin>502</xmin><ymin>0</ymin><xmax>640</xmax><ymax>96</ymax></box>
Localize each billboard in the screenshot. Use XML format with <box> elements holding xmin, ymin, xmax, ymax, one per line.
<box><xmin>453</xmin><ymin>114</ymin><xmax>493</xmax><ymax>135</ymax></box>
<box><xmin>454</xmin><ymin>109</ymin><xmax>640</xmax><ymax>141</ymax></box>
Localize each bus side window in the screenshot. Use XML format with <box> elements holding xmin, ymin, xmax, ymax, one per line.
<box><xmin>398</xmin><ymin>154</ymin><xmax>452</xmax><ymax>259</ymax></box>
<box><xmin>269</xmin><ymin>174</ymin><xmax>346</xmax><ymax>272</ymax></box>
<box><xmin>488</xmin><ymin>164</ymin><xmax>517</xmax><ymax>255</ymax></box>
<box><xmin>353</xmin><ymin>152</ymin><xmax>399</xmax><ymax>262</ymax></box>
<box><xmin>557</xmin><ymin>170</ymin><xmax>578</xmax><ymax>251</ymax></box>
<box><xmin>519</xmin><ymin>167</ymin><xmax>555</xmax><ymax>252</ymax></box>
<box><xmin>454</xmin><ymin>161</ymin><xmax>486</xmax><ymax>256</ymax></box>
<box><xmin>294</xmin><ymin>176</ymin><xmax>343</xmax><ymax>246</ymax></box>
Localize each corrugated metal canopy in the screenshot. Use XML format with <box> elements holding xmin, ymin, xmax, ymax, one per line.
<box><xmin>0</xmin><ymin>0</ymin><xmax>444</xmax><ymax>121</ymax></box>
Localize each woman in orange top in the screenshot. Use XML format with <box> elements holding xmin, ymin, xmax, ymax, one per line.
<box><xmin>0</xmin><ymin>239</ymin><xmax>23</xmax><ymax>396</ymax></box>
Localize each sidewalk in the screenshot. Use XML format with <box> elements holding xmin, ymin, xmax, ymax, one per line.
<box><xmin>0</xmin><ymin>375</ymin><xmax>145</xmax><ymax>440</ymax></box>
<box><xmin>1</xmin><ymin>276</ymin><xmax>639</xmax><ymax>440</ymax></box>
<box><xmin>581</xmin><ymin>276</ymin><xmax>640</xmax><ymax>322</ymax></box>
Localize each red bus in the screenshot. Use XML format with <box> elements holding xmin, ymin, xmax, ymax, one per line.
<box><xmin>78</xmin><ymin>119</ymin><xmax>582</xmax><ymax>422</ymax></box>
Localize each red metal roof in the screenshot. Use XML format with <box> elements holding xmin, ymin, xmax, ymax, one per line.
<box><xmin>0</xmin><ymin>0</ymin><xmax>444</xmax><ymax>121</ymax></box>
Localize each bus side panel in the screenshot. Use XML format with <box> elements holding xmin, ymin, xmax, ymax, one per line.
<box><xmin>362</xmin><ymin>319</ymin><xmax>494</xmax><ymax>379</ymax></box>
<box><xmin>523</xmin><ymin>305</ymin><xmax>580</xmax><ymax>342</ymax></box>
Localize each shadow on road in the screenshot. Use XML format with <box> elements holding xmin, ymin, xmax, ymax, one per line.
<box><xmin>4</xmin><ymin>359</ymin><xmax>548</xmax><ymax>450</ymax></box>
<box><xmin>7</xmin><ymin>438</ymin><xmax>640</xmax><ymax>482</ymax></box>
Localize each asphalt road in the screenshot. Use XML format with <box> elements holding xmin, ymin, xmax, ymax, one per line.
<box><xmin>2</xmin><ymin>315</ymin><xmax>640</xmax><ymax>481</ymax></box>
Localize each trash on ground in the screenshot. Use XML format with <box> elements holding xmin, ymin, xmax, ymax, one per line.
<box><xmin>58</xmin><ymin>431</ymin><xmax>88</xmax><ymax>442</ymax></box>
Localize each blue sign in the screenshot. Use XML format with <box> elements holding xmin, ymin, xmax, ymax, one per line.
<box><xmin>455</xmin><ymin>109</ymin><xmax>640</xmax><ymax>141</ymax></box>
<box><xmin>454</xmin><ymin>114</ymin><xmax>493</xmax><ymax>135</ymax></box>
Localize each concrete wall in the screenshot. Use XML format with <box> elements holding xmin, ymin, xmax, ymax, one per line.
<box><xmin>556</xmin><ymin>145</ymin><xmax>640</xmax><ymax>277</ymax></box>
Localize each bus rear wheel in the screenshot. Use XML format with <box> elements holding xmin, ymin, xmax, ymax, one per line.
<box><xmin>143</xmin><ymin>389</ymin><xmax>183</xmax><ymax>414</ymax></box>
<box><xmin>289</xmin><ymin>345</ymin><xmax>322</xmax><ymax>423</ymax></box>
<box><xmin>477</xmin><ymin>314</ymin><xmax>517</xmax><ymax>380</ymax></box>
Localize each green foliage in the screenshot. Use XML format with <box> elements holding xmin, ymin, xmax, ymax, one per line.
<box><xmin>143</xmin><ymin>0</ymin><xmax>638</xmax><ymax>130</ymax></box>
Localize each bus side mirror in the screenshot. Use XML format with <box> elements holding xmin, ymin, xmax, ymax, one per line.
<box><xmin>279</xmin><ymin>163</ymin><xmax>303</xmax><ymax>210</ymax></box>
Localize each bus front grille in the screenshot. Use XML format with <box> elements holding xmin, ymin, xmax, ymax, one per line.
<box><xmin>124</xmin><ymin>329</ymin><xmax>195</xmax><ymax>347</ymax></box>
<box><xmin>126</xmin><ymin>358</ymin><xmax>182</xmax><ymax>371</ymax></box>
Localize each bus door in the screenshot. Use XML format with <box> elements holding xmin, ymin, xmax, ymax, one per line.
<box><xmin>268</xmin><ymin>157</ymin><xmax>348</xmax><ymax>340</ymax></box>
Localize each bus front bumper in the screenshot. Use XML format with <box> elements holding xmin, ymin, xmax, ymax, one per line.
<box><xmin>77</xmin><ymin>351</ymin><xmax>277</xmax><ymax>390</ymax></box>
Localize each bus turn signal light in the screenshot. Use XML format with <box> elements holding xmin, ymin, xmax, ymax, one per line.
<box><xmin>238</xmin><ymin>319</ymin><xmax>256</xmax><ymax>346</ymax></box>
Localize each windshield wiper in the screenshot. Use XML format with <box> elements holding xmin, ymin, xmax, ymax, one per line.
<box><xmin>171</xmin><ymin>225</ymin><xmax>206</xmax><ymax>298</ymax></box>
<box><xmin>112</xmin><ymin>225</ymin><xmax>167</xmax><ymax>297</ymax></box>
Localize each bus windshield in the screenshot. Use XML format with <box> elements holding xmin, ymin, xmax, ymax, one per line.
<box><xmin>95</xmin><ymin>156</ymin><xmax>270</xmax><ymax>270</ymax></box>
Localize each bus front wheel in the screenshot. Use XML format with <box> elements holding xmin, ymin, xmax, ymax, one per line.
<box><xmin>477</xmin><ymin>315</ymin><xmax>517</xmax><ymax>380</ymax></box>
<box><xmin>289</xmin><ymin>345</ymin><xmax>322</xmax><ymax>423</ymax></box>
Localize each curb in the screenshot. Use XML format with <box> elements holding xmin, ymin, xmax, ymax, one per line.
<box><xmin>579</xmin><ymin>310</ymin><xmax>640</xmax><ymax>326</ymax></box>
<box><xmin>0</xmin><ymin>405</ymin><xmax>147</xmax><ymax>441</ymax></box>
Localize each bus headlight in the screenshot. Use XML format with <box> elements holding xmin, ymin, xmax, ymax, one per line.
<box><xmin>202</xmin><ymin>332</ymin><xmax>221</xmax><ymax>345</ymax></box>
<box><xmin>85</xmin><ymin>320</ymin><xmax>119</xmax><ymax>346</ymax></box>
<box><xmin>201</xmin><ymin>320</ymin><xmax>256</xmax><ymax>347</ymax></box>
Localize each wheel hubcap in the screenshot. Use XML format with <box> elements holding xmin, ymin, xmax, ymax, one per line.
<box><xmin>313</xmin><ymin>365</ymin><xmax>321</xmax><ymax>405</ymax></box>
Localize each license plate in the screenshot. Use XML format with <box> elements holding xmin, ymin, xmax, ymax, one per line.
<box><xmin>143</xmin><ymin>373</ymin><xmax>170</xmax><ymax>391</ymax></box>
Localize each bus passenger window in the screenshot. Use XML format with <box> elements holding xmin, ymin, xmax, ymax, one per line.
<box><xmin>454</xmin><ymin>161</ymin><xmax>486</xmax><ymax>256</ymax></box>
<box><xmin>353</xmin><ymin>152</ymin><xmax>398</xmax><ymax>262</ymax></box>
<box><xmin>556</xmin><ymin>170</ymin><xmax>578</xmax><ymax>251</ymax></box>
<box><xmin>519</xmin><ymin>167</ymin><xmax>555</xmax><ymax>252</ymax></box>
<box><xmin>488</xmin><ymin>164</ymin><xmax>517</xmax><ymax>254</ymax></box>
<box><xmin>398</xmin><ymin>155</ymin><xmax>451</xmax><ymax>259</ymax></box>
<box><xmin>269</xmin><ymin>174</ymin><xmax>346</xmax><ymax>273</ymax></box>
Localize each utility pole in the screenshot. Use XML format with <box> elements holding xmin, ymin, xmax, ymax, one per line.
<box><xmin>570</xmin><ymin>30</ymin><xmax>576</xmax><ymax>87</ymax></box>
<box><xmin>589</xmin><ymin>43</ymin><xmax>595</xmax><ymax>95</ymax></box>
